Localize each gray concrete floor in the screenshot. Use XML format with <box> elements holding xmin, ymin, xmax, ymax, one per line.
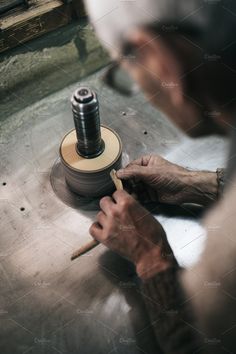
<box><xmin>0</xmin><ymin>68</ymin><xmax>229</xmax><ymax>354</ymax></box>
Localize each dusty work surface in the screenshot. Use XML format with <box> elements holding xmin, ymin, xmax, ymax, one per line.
<box><xmin>0</xmin><ymin>69</ymin><xmax>229</xmax><ymax>354</ymax></box>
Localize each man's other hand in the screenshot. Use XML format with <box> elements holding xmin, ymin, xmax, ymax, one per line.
<box><xmin>89</xmin><ymin>190</ymin><xmax>176</xmax><ymax>280</ymax></box>
<box><xmin>117</xmin><ymin>155</ymin><xmax>218</xmax><ymax>206</ymax></box>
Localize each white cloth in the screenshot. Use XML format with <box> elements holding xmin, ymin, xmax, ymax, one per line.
<box><xmin>84</xmin><ymin>0</ymin><xmax>236</xmax><ymax>57</ymax></box>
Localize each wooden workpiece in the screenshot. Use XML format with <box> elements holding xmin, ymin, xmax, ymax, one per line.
<box><xmin>60</xmin><ymin>125</ymin><xmax>122</xmax><ymax>197</ymax></box>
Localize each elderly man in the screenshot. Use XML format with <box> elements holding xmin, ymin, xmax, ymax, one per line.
<box><xmin>84</xmin><ymin>1</ymin><xmax>236</xmax><ymax>353</ymax></box>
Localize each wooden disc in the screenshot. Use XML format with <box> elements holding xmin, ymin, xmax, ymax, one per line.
<box><xmin>60</xmin><ymin>126</ymin><xmax>121</xmax><ymax>173</ymax></box>
<box><xmin>59</xmin><ymin>126</ymin><xmax>122</xmax><ymax>197</ymax></box>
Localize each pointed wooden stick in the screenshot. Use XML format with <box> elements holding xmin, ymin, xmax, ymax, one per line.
<box><xmin>71</xmin><ymin>239</ymin><xmax>99</xmax><ymax>260</ymax></box>
<box><xmin>110</xmin><ymin>169</ymin><xmax>123</xmax><ymax>191</ymax></box>
<box><xmin>70</xmin><ymin>169</ymin><xmax>123</xmax><ymax>261</ymax></box>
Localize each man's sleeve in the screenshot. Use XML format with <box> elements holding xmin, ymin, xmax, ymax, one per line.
<box><xmin>140</xmin><ymin>179</ymin><xmax>236</xmax><ymax>354</ymax></box>
<box><xmin>140</xmin><ymin>266</ymin><xmax>205</xmax><ymax>354</ymax></box>
<box><xmin>181</xmin><ymin>181</ymin><xmax>236</xmax><ymax>354</ymax></box>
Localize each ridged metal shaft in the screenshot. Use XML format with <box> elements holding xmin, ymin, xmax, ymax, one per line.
<box><xmin>71</xmin><ymin>87</ymin><xmax>104</xmax><ymax>158</ymax></box>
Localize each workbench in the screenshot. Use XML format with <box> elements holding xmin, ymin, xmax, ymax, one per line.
<box><xmin>0</xmin><ymin>68</ymin><xmax>228</xmax><ymax>354</ymax></box>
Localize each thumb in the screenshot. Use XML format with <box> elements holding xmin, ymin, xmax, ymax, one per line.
<box><xmin>116</xmin><ymin>165</ymin><xmax>146</xmax><ymax>180</ymax></box>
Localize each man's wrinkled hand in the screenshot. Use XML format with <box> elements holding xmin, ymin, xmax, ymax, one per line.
<box><xmin>117</xmin><ymin>155</ymin><xmax>218</xmax><ymax>206</ymax></box>
<box><xmin>89</xmin><ymin>190</ymin><xmax>176</xmax><ymax>280</ymax></box>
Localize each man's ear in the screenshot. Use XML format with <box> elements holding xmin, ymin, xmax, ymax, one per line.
<box><xmin>128</xmin><ymin>29</ymin><xmax>184</xmax><ymax>106</ymax></box>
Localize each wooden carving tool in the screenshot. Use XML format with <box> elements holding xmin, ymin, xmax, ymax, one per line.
<box><xmin>70</xmin><ymin>169</ymin><xmax>123</xmax><ymax>261</ymax></box>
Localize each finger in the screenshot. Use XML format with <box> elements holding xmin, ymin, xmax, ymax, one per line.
<box><xmin>116</xmin><ymin>155</ymin><xmax>151</xmax><ymax>180</ymax></box>
<box><xmin>112</xmin><ymin>189</ymin><xmax>133</xmax><ymax>203</ymax></box>
<box><xmin>99</xmin><ymin>196</ymin><xmax>115</xmax><ymax>215</ymax></box>
<box><xmin>116</xmin><ymin>165</ymin><xmax>146</xmax><ymax>180</ymax></box>
<box><xmin>121</xmin><ymin>155</ymin><xmax>151</xmax><ymax>168</ymax></box>
<box><xmin>96</xmin><ymin>211</ymin><xmax>106</xmax><ymax>227</ymax></box>
<box><xmin>128</xmin><ymin>155</ymin><xmax>151</xmax><ymax>167</ymax></box>
<box><xmin>89</xmin><ymin>221</ymin><xmax>103</xmax><ymax>241</ymax></box>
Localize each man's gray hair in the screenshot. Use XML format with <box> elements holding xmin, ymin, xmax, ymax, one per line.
<box><xmin>85</xmin><ymin>0</ymin><xmax>236</xmax><ymax>58</ymax></box>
